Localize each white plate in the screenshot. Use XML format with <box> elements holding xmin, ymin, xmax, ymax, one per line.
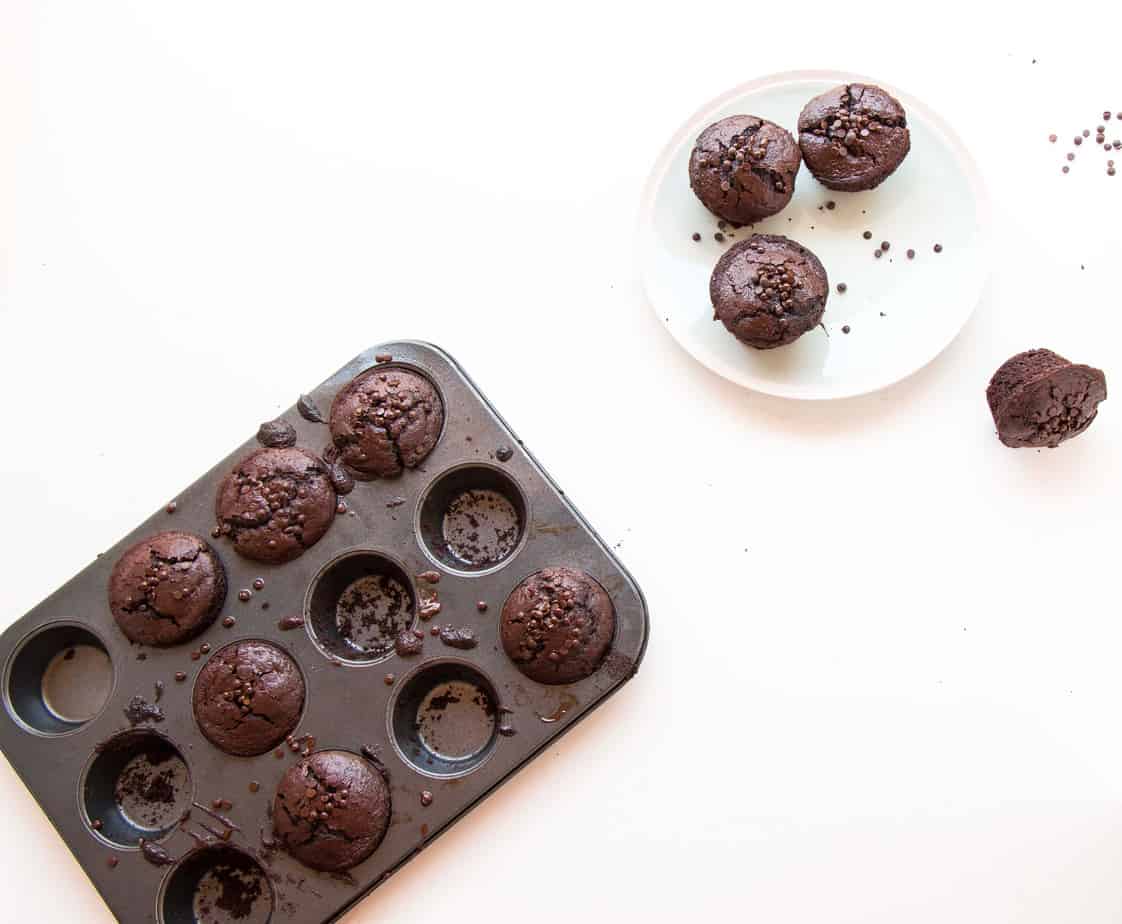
<box><xmin>638</xmin><ymin>70</ymin><xmax>990</xmax><ymax>400</ymax></box>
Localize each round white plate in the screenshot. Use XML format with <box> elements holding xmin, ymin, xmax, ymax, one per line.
<box><xmin>638</xmin><ymin>70</ymin><xmax>990</xmax><ymax>400</ymax></box>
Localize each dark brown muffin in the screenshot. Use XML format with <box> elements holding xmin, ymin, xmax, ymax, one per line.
<box><xmin>710</xmin><ymin>234</ymin><xmax>828</xmax><ymax>350</ymax></box>
<box><xmin>109</xmin><ymin>532</ymin><xmax>226</xmax><ymax>646</ymax></box>
<box><xmin>214</xmin><ymin>447</ymin><xmax>336</xmax><ymax>564</ymax></box>
<box><xmin>329</xmin><ymin>367</ymin><xmax>443</xmax><ymax>478</ymax></box>
<box><xmin>500</xmin><ymin>568</ymin><xmax>615</xmax><ymax>685</ymax></box>
<box><xmin>193</xmin><ymin>640</ymin><xmax>305</xmax><ymax>756</ymax></box>
<box><xmin>688</xmin><ymin>115</ymin><xmax>802</xmax><ymax>223</ymax></box>
<box><xmin>273</xmin><ymin>751</ymin><xmax>391</xmax><ymax>872</ymax></box>
<box><xmin>797</xmin><ymin>83</ymin><xmax>910</xmax><ymax>191</ymax></box>
<box><xmin>986</xmin><ymin>349</ymin><xmax>1107</xmax><ymax>448</ymax></box>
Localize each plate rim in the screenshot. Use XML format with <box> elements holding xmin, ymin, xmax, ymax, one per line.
<box><xmin>637</xmin><ymin>68</ymin><xmax>992</xmax><ymax>401</ymax></box>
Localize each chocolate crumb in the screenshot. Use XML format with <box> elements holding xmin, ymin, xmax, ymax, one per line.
<box><xmin>297</xmin><ymin>394</ymin><xmax>326</xmax><ymax>423</ymax></box>
<box><xmin>256</xmin><ymin>419</ymin><xmax>297</xmax><ymax>448</ymax></box>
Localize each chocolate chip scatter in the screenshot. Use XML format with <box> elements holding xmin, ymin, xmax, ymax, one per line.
<box><xmin>256</xmin><ymin>419</ymin><xmax>297</xmax><ymax>448</ymax></box>
<box><xmin>297</xmin><ymin>394</ymin><xmax>326</xmax><ymax>423</ymax></box>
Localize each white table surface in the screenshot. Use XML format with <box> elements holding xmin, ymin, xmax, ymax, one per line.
<box><xmin>2</xmin><ymin>4</ymin><xmax>1121</xmax><ymax>922</ymax></box>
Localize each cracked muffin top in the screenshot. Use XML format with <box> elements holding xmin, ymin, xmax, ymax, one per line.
<box><xmin>273</xmin><ymin>750</ymin><xmax>391</xmax><ymax>872</ymax></box>
<box><xmin>986</xmin><ymin>349</ymin><xmax>1108</xmax><ymax>449</ymax></box>
<box><xmin>109</xmin><ymin>531</ymin><xmax>226</xmax><ymax>646</ymax></box>
<box><xmin>214</xmin><ymin>447</ymin><xmax>336</xmax><ymax>564</ymax></box>
<box><xmin>329</xmin><ymin>367</ymin><xmax>443</xmax><ymax>478</ymax></box>
<box><xmin>688</xmin><ymin>115</ymin><xmax>802</xmax><ymax>224</ymax></box>
<box><xmin>797</xmin><ymin>83</ymin><xmax>910</xmax><ymax>191</ymax></box>
<box><xmin>500</xmin><ymin>567</ymin><xmax>615</xmax><ymax>685</ymax></box>
<box><xmin>710</xmin><ymin>234</ymin><xmax>828</xmax><ymax>350</ymax></box>
<box><xmin>193</xmin><ymin>640</ymin><xmax>305</xmax><ymax>756</ymax></box>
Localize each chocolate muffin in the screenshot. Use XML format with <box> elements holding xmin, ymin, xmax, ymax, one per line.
<box><xmin>193</xmin><ymin>640</ymin><xmax>305</xmax><ymax>756</ymax></box>
<box><xmin>329</xmin><ymin>367</ymin><xmax>443</xmax><ymax>478</ymax></box>
<box><xmin>109</xmin><ymin>532</ymin><xmax>226</xmax><ymax>646</ymax></box>
<box><xmin>214</xmin><ymin>447</ymin><xmax>336</xmax><ymax>564</ymax></box>
<box><xmin>710</xmin><ymin>234</ymin><xmax>828</xmax><ymax>349</ymax></box>
<box><xmin>797</xmin><ymin>83</ymin><xmax>910</xmax><ymax>191</ymax></box>
<box><xmin>986</xmin><ymin>349</ymin><xmax>1107</xmax><ymax>448</ymax></box>
<box><xmin>273</xmin><ymin>751</ymin><xmax>390</xmax><ymax>872</ymax></box>
<box><xmin>500</xmin><ymin>568</ymin><xmax>614</xmax><ymax>685</ymax></box>
<box><xmin>688</xmin><ymin>115</ymin><xmax>802</xmax><ymax>224</ymax></box>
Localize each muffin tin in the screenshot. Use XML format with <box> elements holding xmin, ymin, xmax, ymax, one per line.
<box><xmin>0</xmin><ymin>341</ymin><xmax>649</xmax><ymax>923</ymax></box>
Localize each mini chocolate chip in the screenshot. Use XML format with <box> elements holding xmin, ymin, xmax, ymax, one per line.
<box><xmin>714</xmin><ymin>232</ymin><xmax>725</xmax><ymax>242</ymax></box>
<box><xmin>238</xmin><ymin>590</ymin><xmax>251</xmax><ymax>602</ymax></box>
<box><xmin>863</xmin><ymin>231</ymin><xmax>872</xmax><ymax>240</ymax></box>
<box><xmin>934</xmin><ymin>243</ymin><xmax>943</xmax><ymax>253</ymax></box>
<box><xmin>1049</xmin><ymin>134</ymin><xmax>1057</xmax><ymax>142</ymax></box>
<box><xmin>907</xmin><ymin>249</ymin><xmax>915</xmax><ymax>259</ymax></box>
<box><xmin>836</xmin><ymin>282</ymin><xmax>847</xmax><ymax>293</ymax></box>
<box><xmin>874</xmin><ymin>249</ymin><xmax>882</xmax><ymax>258</ymax></box>
<box><xmin>252</xmin><ymin>578</ymin><xmax>265</xmax><ymax>590</ymax></box>
<box><xmin>165</xmin><ymin>501</ymin><xmax>177</xmax><ymax>514</ymax></box>
<box><xmin>842</xmin><ymin>325</ymin><xmax>851</xmax><ymax>334</ymax></box>
<box><xmin>880</xmin><ymin>241</ymin><xmax>890</xmax><ymax>251</ymax></box>
<box><xmin>691</xmin><ymin>232</ymin><xmax>701</xmax><ymax>242</ymax></box>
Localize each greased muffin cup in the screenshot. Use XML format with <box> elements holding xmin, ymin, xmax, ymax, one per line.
<box><xmin>0</xmin><ymin>341</ymin><xmax>648</xmax><ymax>924</ymax></box>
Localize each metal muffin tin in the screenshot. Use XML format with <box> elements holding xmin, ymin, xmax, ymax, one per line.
<box><xmin>0</xmin><ymin>341</ymin><xmax>649</xmax><ymax>923</ymax></box>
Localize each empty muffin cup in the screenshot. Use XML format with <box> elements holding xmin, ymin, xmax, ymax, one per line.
<box><xmin>5</xmin><ymin>624</ymin><xmax>113</xmax><ymax>735</ymax></box>
<box><xmin>305</xmin><ymin>551</ymin><xmax>416</xmax><ymax>664</ymax></box>
<box><xmin>159</xmin><ymin>845</ymin><xmax>273</xmax><ymax>924</ymax></box>
<box><xmin>417</xmin><ymin>464</ymin><xmax>528</xmax><ymax>574</ymax></box>
<box><xmin>390</xmin><ymin>660</ymin><xmax>499</xmax><ymax>778</ymax></box>
<box><xmin>82</xmin><ymin>730</ymin><xmax>193</xmax><ymax>847</ymax></box>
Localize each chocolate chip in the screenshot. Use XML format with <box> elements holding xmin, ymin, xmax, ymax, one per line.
<box><xmin>420</xmin><ymin>791</ymin><xmax>433</xmax><ymax>807</ymax></box>
<box><xmin>1074</xmin><ymin>137</ymin><xmax>1083</xmax><ymax>145</ymax></box>
<box><xmin>863</xmin><ymin>231</ymin><xmax>872</xmax><ymax>240</ymax></box>
<box><xmin>495</xmin><ymin>446</ymin><xmax>513</xmax><ymax>462</ymax></box>
<box><xmin>934</xmin><ymin>243</ymin><xmax>943</xmax><ymax>253</ymax></box>
<box><xmin>826</xmin><ymin>201</ymin><xmax>836</xmax><ymax>210</ymax></box>
<box><xmin>374</xmin><ymin>353</ymin><xmax>392</xmax><ymax>363</ymax></box>
<box><xmin>165</xmin><ymin>501</ymin><xmax>177</xmax><ymax>514</ymax></box>
<box><xmin>252</xmin><ymin>578</ymin><xmax>265</xmax><ymax>591</ymax></box>
<box><xmin>714</xmin><ymin>232</ymin><xmax>725</xmax><ymax>243</ymax></box>
<box><xmin>874</xmin><ymin>249</ymin><xmax>882</xmax><ymax>258</ymax></box>
<box><xmin>907</xmin><ymin>249</ymin><xmax>915</xmax><ymax>259</ymax></box>
<box><xmin>880</xmin><ymin>241</ymin><xmax>890</xmax><ymax>251</ymax></box>
<box><xmin>836</xmin><ymin>283</ymin><xmax>847</xmax><ymax>293</ymax></box>
<box><xmin>175</xmin><ymin>671</ymin><xmax>187</xmax><ymax>682</ymax></box>
<box><xmin>222</xmin><ymin>616</ymin><xmax>235</xmax><ymax>628</ymax></box>
<box><xmin>1067</xmin><ymin>152</ymin><xmax>1076</xmax><ymax>161</ymax></box>
<box><xmin>238</xmin><ymin>589</ymin><xmax>251</xmax><ymax>602</ymax></box>
<box><xmin>1049</xmin><ymin>134</ymin><xmax>1057</xmax><ymax>142</ymax></box>
<box><xmin>691</xmin><ymin>232</ymin><xmax>701</xmax><ymax>242</ymax></box>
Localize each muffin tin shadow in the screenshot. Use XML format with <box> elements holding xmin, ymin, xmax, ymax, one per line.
<box><xmin>0</xmin><ymin>342</ymin><xmax>648</xmax><ymax>923</ymax></box>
